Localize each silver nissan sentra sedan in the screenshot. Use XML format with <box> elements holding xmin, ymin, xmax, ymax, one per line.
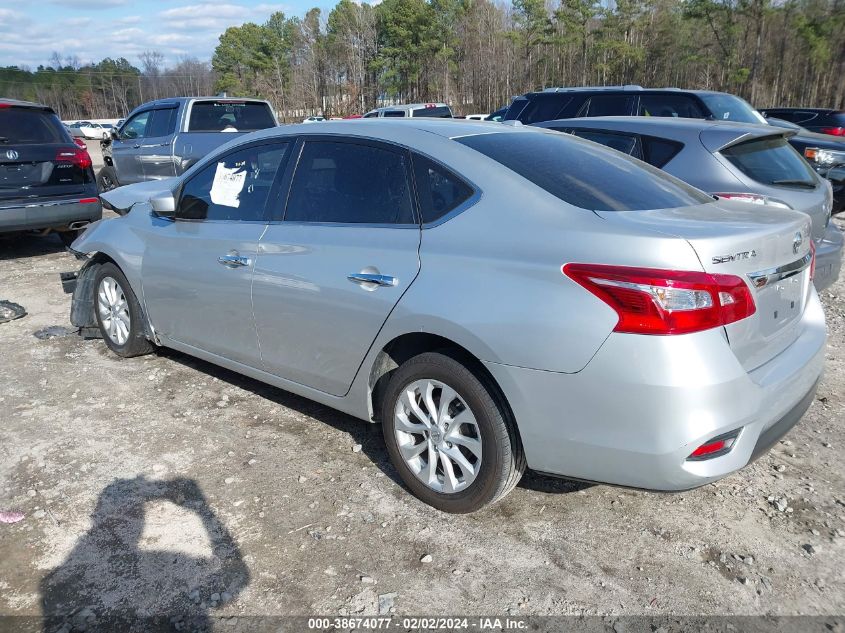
<box><xmin>64</xmin><ymin>120</ymin><xmax>826</xmax><ymax>513</ymax></box>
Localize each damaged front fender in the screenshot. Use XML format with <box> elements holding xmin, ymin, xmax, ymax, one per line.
<box><xmin>65</xmin><ymin>258</ymin><xmax>103</xmax><ymax>339</ymax></box>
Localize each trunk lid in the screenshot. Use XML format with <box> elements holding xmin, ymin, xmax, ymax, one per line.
<box><xmin>596</xmin><ymin>200</ymin><xmax>814</xmax><ymax>371</ymax></box>
<box><xmin>0</xmin><ymin>143</ymin><xmax>89</xmax><ymax>202</ymax></box>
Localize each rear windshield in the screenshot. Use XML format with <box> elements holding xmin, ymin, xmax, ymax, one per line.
<box><xmin>721</xmin><ymin>136</ymin><xmax>817</xmax><ymax>188</ymax></box>
<box><xmin>0</xmin><ymin>108</ymin><xmax>67</xmax><ymax>144</ymax></box>
<box><xmin>698</xmin><ymin>93</ymin><xmax>766</xmax><ymax>124</ymax></box>
<box><xmin>413</xmin><ymin>106</ymin><xmax>452</xmax><ymax>119</ymax></box>
<box><xmin>412</xmin><ymin>106</ymin><xmax>452</xmax><ymax>118</ymax></box>
<box><xmin>456</xmin><ymin>131</ymin><xmax>712</xmax><ymax>211</ymax></box>
<box><xmin>188</xmin><ymin>101</ymin><xmax>276</xmax><ymax>132</ymax></box>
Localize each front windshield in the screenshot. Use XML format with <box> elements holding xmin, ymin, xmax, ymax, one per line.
<box><xmin>699</xmin><ymin>93</ymin><xmax>767</xmax><ymax>124</ymax></box>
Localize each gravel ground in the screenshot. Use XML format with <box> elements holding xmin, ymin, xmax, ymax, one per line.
<box><xmin>0</xmin><ymin>215</ymin><xmax>843</xmax><ymax>623</ymax></box>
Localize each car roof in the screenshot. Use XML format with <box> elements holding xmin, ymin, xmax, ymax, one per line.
<box><xmin>0</xmin><ymin>98</ymin><xmax>53</xmax><ymax>112</ymax></box>
<box><xmin>765</xmin><ymin>107</ymin><xmax>841</xmax><ymax>114</ymax></box>
<box><xmin>522</xmin><ymin>87</ymin><xmax>733</xmax><ymax>97</ymax></box>
<box><xmin>537</xmin><ymin>116</ymin><xmax>791</xmax><ymax>153</ymax></box>
<box><xmin>540</xmin><ymin>115</ymin><xmax>779</xmax><ymax>135</ymax></box>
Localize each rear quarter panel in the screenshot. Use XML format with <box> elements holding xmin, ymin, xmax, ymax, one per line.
<box><xmin>369</xmin><ymin>145</ymin><xmax>705</xmax><ymax>374</ymax></box>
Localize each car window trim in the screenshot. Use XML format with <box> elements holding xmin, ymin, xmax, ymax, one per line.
<box><xmin>409</xmin><ymin>151</ymin><xmax>482</xmax><ymax>228</ymax></box>
<box><xmin>173</xmin><ymin>137</ymin><xmax>294</xmax><ymax>224</ymax></box>
<box><xmin>277</xmin><ymin>134</ymin><xmax>421</xmax><ymax>228</ymax></box>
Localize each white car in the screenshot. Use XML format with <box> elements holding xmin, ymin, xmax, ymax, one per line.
<box><xmin>79</xmin><ymin>122</ymin><xmax>113</xmax><ymax>140</ymax></box>
<box><xmin>302</xmin><ymin>116</ymin><xmax>326</xmax><ymax>124</ymax></box>
<box><xmin>464</xmin><ymin>114</ymin><xmax>489</xmax><ymax>120</ymax></box>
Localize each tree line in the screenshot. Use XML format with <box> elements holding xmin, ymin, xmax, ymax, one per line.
<box><xmin>2</xmin><ymin>0</ymin><xmax>843</xmax><ymax>122</ymax></box>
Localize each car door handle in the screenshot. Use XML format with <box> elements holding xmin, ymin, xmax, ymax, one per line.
<box><xmin>132</xmin><ymin>144</ymin><xmax>141</xmax><ymax>149</ymax></box>
<box><xmin>347</xmin><ymin>273</ymin><xmax>397</xmax><ymax>287</ymax></box>
<box><xmin>218</xmin><ymin>254</ymin><xmax>250</xmax><ymax>268</ymax></box>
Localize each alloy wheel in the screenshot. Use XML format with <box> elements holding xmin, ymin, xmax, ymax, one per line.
<box><xmin>393</xmin><ymin>379</ymin><xmax>482</xmax><ymax>493</ymax></box>
<box><xmin>97</xmin><ymin>276</ymin><xmax>130</xmax><ymax>345</ymax></box>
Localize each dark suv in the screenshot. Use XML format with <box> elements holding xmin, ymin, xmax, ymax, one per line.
<box><xmin>1</xmin><ymin>99</ymin><xmax>101</xmax><ymax>245</ymax></box>
<box><xmin>759</xmin><ymin>108</ymin><xmax>845</xmax><ymax>137</ymax></box>
<box><xmin>504</xmin><ymin>86</ymin><xmax>767</xmax><ymax>126</ymax></box>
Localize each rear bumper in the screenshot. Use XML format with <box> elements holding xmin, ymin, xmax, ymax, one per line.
<box><xmin>814</xmin><ymin>223</ymin><xmax>843</xmax><ymax>291</ymax></box>
<box><xmin>484</xmin><ymin>291</ymin><xmax>826</xmax><ymax>491</ymax></box>
<box><xmin>0</xmin><ymin>196</ymin><xmax>102</xmax><ymax>233</ymax></box>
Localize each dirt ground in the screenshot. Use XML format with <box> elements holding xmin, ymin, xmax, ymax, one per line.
<box><xmin>0</xmin><ymin>211</ymin><xmax>844</xmax><ymax>624</ymax></box>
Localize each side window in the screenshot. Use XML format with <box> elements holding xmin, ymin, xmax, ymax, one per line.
<box><xmin>580</xmin><ymin>95</ymin><xmax>635</xmax><ymax>117</ymax></box>
<box><xmin>285</xmin><ymin>140</ymin><xmax>415</xmax><ymax>224</ymax></box>
<box><xmin>412</xmin><ymin>154</ymin><xmax>474</xmax><ymax>224</ymax></box>
<box><xmin>363</xmin><ymin>112</ymin><xmax>379</xmax><ymax>118</ymax></box>
<box><xmin>641</xmin><ymin>136</ymin><xmax>684</xmax><ymax>168</ymax></box>
<box><xmin>178</xmin><ymin>143</ymin><xmax>291</xmax><ymax>222</ymax></box>
<box><xmin>570</xmin><ymin>129</ymin><xmax>640</xmax><ymax>157</ymax></box>
<box><xmin>119</xmin><ymin>111</ymin><xmax>150</xmax><ymax>140</ymax></box>
<box><xmin>518</xmin><ymin>95</ymin><xmax>571</xmax><ymax>124</ymax></box>
<box><xmin>147</xmin><ymin>108</ymin><xmax>178</xmax><ymax>138</ymax></box>
<box><xmin>383</xmin><ymin>110</ymin><xmax>406</xmax><ymax>117</ymax></box>
<box><xmin>638</xmin><ymin>95</ymin><xmax>705</xmax><ymax>119</ymax></box>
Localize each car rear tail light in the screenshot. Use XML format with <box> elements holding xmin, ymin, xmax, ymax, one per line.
<box><xmin>73</xmin><ymin>138</ymin><xmax>88</xmax><ymax>150</ymax></box>
<box><xmin>714</xmin><ymin>193</ymin><xmax>792</xmax><ymax>209</ymax></box>
<box><xmin>55</xmin><ymin>147</ymin><xmax>92</xmax><ymax>170</ymax></box>
<box><xmin>819</xmin><ymin>127</ymin><xmax>845</xmax><ymax>136</ymax></box>
<box><xmin>687</xmin><ymin>430</ymin><xmax>741</xmax><ymax>461</ymax></box>
<box><xmin>562</xmin><ymin>264</ymin><xmax>756</xmax><ymax>335</ymax></box>
<box><xmin>79</xmin><ymin>198</ymin><xmax>98</xmax><ymax>204</ymax></box>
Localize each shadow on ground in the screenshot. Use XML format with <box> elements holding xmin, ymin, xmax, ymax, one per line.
<box><xmin>159</xmin><ymin>347</ymin><xmax>593</xmax><ymax>498</ymax></box>
<box><xmin>0</xmin><ymin>234</ymin><xmax>67</xmax><ymax>262</ymax></box>
<box><xmin>40</xmin><ymin>477</ymin><xmax>249</xmax><ymax>633</ymax></box>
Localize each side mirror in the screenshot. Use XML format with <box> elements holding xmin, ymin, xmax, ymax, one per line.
<box><xmin>110</xmin><ymin>129</ymin><xmax>119</xmax><ymax>140</ymax></box>
<box><xmin>150</xmin><ymin>191</ymin><xmax>177</xmax><ymax>218</ymax></box>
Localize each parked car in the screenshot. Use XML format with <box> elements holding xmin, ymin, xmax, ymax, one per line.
<box><xmin>66</xmin><ymin>121</ymin><xmax>93</xmax><ymax>138</ymax></box>
<box><xmin>504</xmin><ymin>86</ymin><xmax>768</xmax><ymax>125</ymax></box>
<box><xmin>303</xmin><ymin>116</ymin><xmax>326</xmax><ymax>123</ymax></box>
<box><xmin>97</xmin><ymin>97</ymin><xmax>277</xmax><ymax>191</ymax></box>
<box><xmin>63</xmin><ymin>120</ymin><xmax>824</xmax><ymax>512</ymax></box>
<box><xmin>766</xmin><ymin>117</ymin><xmax>845</xmax><ymax>214</ymax></box>
<box><xmin>463</xmin><ymin>114</ymin><xmax>488</xmax><ymax>120</ymax></box>
<box><xmin>760</xmin><ymin>108</ymin><xmax>845</xmax><ymax>137</ymax></box>
<box><xmin>363</xmin><ymin>103</ymin><xmax>453</xmax><ymax>118</ymax></box>
<box><xmin>0</xmin><ymin>99</ymin><xmax>101</xmax><ymax>245</ymax></box>
<box><xmin>534</xmin><ymin>117</ymin><xmax>842</xmax><ymax>291</ymax></box>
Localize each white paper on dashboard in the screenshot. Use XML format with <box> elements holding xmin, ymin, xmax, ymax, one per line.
<box><xmin>209</xmin><ymin>162</ymin><xmax>246</xmax><ymax>208</ymax></box>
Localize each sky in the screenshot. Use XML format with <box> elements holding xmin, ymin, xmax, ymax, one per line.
<box><xmin>0</xmin><ymin>0</ymin><xmax>325</xmax><ymax>70</ymax></box>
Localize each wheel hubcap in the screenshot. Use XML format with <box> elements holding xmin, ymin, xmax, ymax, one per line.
<box><xmin>393</xmin><ymin>379</ymin><xmax>482</xmax><ymax>494</ymax></box>
<box><xmin>97</xmin><ymin>276</ymin><xmax>130</xmax><ymax>345</ymax></box>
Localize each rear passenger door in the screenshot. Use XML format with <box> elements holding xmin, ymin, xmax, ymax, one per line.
<box><xmin>252</xmin><ymin>137</ymin><xmax>421</xmax><ymax>396</ymax></box>
<box><xmin>138</xmin><ymin>106</ymin><xmax>178</xmax><ymax>180</ymax></box>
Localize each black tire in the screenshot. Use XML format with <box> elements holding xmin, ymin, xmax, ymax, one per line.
<box><xmin>93</xmin><ymin>263</ymin><xmax>154</xmax><ymax>358</ymax></box>
<box><xmin>381</xmin><ymin>352</ymin><xmax>525</xmax><ymax>513</ymax></box>
<box><xmin>97</xmin><ymin>166</ymin><xmax>118</xmax><ymax>192</ymax></box>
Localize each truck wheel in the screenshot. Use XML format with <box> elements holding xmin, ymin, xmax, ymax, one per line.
<box><xmin>97</xmin><ymin>166</ymin><xmax>118</xmax><ymax>192</ymax></box>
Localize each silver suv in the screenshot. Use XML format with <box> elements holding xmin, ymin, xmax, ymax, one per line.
<box><xmin>64</xmin><ymin>120</ymin><xmax>825</xmax><ymax>512</ymax></box>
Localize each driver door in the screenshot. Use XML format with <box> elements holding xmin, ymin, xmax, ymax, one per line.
<box><xmin>112</xmin><ymin>111</ymin><xmax>150</xmax><ymax>184</ymax></box>
<box><xmin>141</xmin><ymin>140</ymin><xmax>293</xmax><ymax>367</ymax></box>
